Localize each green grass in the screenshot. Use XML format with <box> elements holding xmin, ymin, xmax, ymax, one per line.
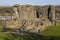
<box><xmin>0</xmin><ymin>12</ymin><xmax>13</xmax><ymax>16</ymax></box>
<box><xmin>0</xmin><ymin>32</ymin><xmax>44</xmax><ymax>40</ymax></box>
<box><xmin>0</xmin><ymin>21</ymin><xmax>60</xmax><ymax>40</ymax></box>
<box><xmin>42</xmin><ymin>21</ymin><xmax>60</xmax><ymax>37</ymax></box>
<box><xmin>0</xmin><ymin>21</ymin><xmax>3</xmax><ymax>27</ymax></box>
<box><xmin>0</xmin><ymin>6</ymin><xmax>13</xmax><ymax>16</ymax></box>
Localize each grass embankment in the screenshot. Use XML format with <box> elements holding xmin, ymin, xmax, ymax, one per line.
<box><xmin>42</xmin><ymin>21</ymin><xmax>60</xmax><ymax>36</ymax></box>
<box><xmin>0</xmin><ymin>32</ymin><xmax>44</xmax><ymax>40</ymax></box>
<box><xmin>0</xmin><ymin>21</ymin><xmax>60</xmax><ymax>40</ymax></box>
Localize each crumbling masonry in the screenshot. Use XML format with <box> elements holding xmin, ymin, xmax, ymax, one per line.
<box><xmin>6</xmin><ymin>5</ymin><xmax>56</xmax><ymax>32</ymax></box>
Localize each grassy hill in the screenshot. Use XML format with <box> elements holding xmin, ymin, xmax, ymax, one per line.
<box><xmin>42</xmin><ymin>21</ymin><xmax>60</xmax><ymax>36</ymax></box>
<box><xmin>0</xmin><ymin>6</ymin><xmax>13</xmax><ymax>16</ymax></box>
<box><xmin>0</xmin><ymin>21</ymin><xmax>60</xmax><ymax>40</ymax></box>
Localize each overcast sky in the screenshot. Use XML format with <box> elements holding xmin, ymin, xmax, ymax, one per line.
<box><xmin>0</xmin><ymin>0</ymin><xmax>60</xmax><ymax>6</ymax></box>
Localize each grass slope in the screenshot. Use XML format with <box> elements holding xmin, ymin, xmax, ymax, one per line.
<box><xmin>0</xmin><ymin>32</ymin><xmax>44</xmax><ymax>40</ymax></box>
<box><xmin>42</xmin><ymin>21</ymin><xmax>60</xmax><ymax>36</ymax></box>
<box><xmin>0</xmin><ymin>21</ymin><xmax>60</xmax><ymax>40</ymax></box>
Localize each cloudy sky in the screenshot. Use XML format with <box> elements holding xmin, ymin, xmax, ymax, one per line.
<box><xmin>0</xmin><ymin>0</ymin><xmax>60</xmax><ymax>6</ymax></box>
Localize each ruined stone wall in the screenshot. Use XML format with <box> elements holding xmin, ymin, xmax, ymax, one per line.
<box><xmin>51</xmin><ymin>6</ymin><xmax>56</xmax><ymax>25</ymax></box>
<box><xmin>18</xmin><ymin>5</ymin><xmax>35</xmax><ymax>20</ymax></box>
<box><xmin>6</xmin><ymin>5</ymin><xmax>56</xmax><ymax>32</ymax></box>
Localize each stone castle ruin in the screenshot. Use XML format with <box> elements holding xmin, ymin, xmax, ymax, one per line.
<box><xmin>0</xmin><ymin>4</ymin><xmax>59</xmax><ymax>32</ymax></box>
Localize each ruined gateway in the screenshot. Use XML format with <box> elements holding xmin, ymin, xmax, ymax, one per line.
<box><xmin>3</xmin><ymin>5</ymin><xmax>56</xmax><ymax>32</ymax></box>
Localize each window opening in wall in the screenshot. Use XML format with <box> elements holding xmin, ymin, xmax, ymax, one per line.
<box><xmin>27</xmin><ymin>6</ymin><xmax>29</xmax><ymax>7</ymax></box>
<box><xmin>41</xmin><ymin>22</ymin><xmax>43</xmax><ymax>26</ymax></box>
<box><xmin>36</xmin><ymin>11</ymin><xmax>39</xmax><ymax>18</ymax></box>
<box><xmin>48</xmin><ymin>6</ymin><xmax>51</xmax><ymax>19</ymax></box>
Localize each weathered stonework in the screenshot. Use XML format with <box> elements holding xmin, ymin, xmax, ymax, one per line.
<box><xmin>4</xmin><ymin>5</ymin><xmax>56</xmax><ymax>32</ymax></box>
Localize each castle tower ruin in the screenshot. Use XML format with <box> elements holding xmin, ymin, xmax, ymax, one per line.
<box><xmin>5</xmin><ymin>5</ymin><xmax>56</xmax><ymax>32</ymax></box>
<box><xmin>48</xmin><ymin>5</ymin><xmax>56</xmax><ymax>25</ymax></box>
